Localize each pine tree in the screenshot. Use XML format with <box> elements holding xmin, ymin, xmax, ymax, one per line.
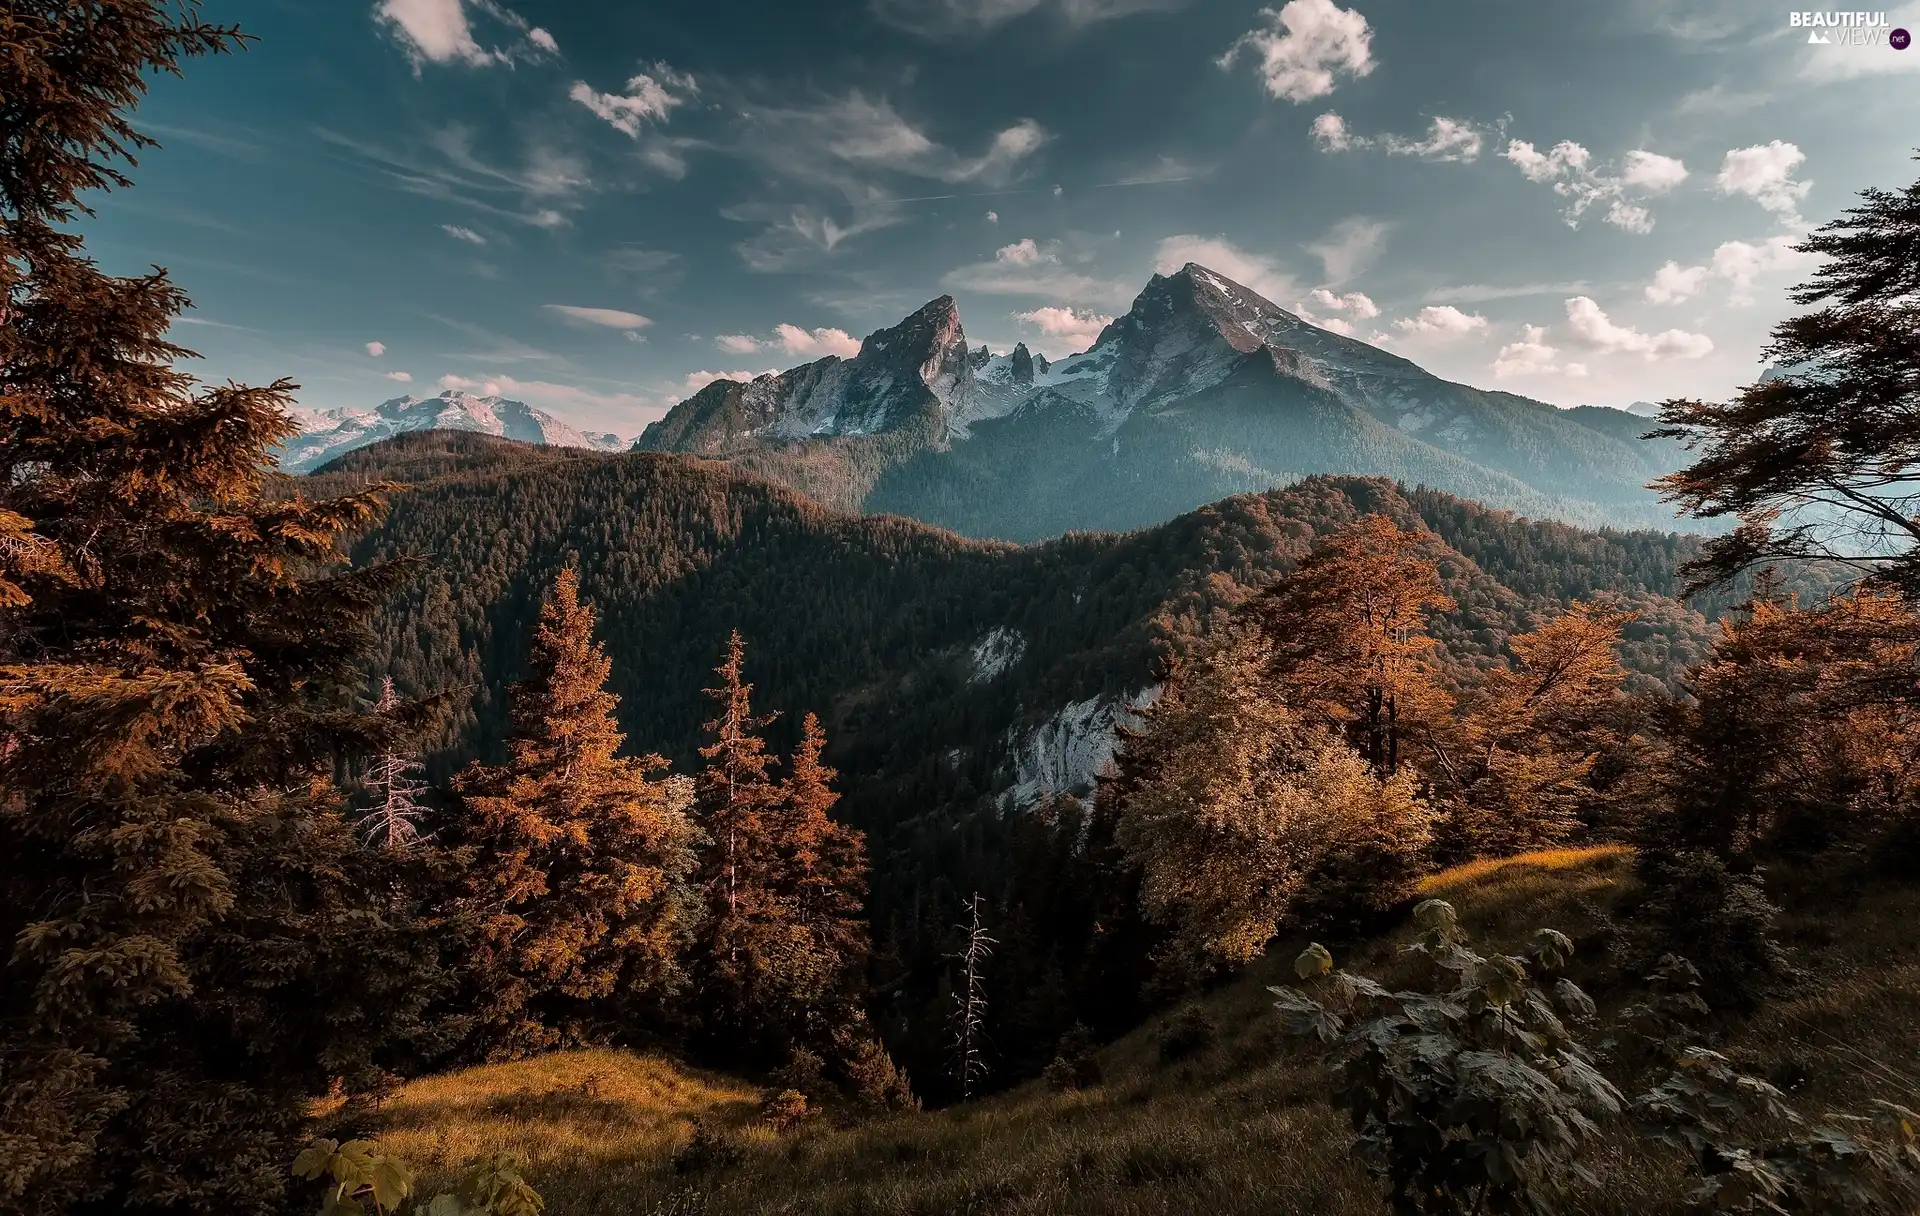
<box><xmin>360</xmin><ymin>677</ymin><xmax>429</xmax><ymax>850</ymax></box>
<box><xmin>1651</xmin><ymin>157</ymin><xmax>1920</xmax><ymax>592</ymax></box>
<box><xmin>456</xmin><ymin>569</ymin><xmax>701</xmax><ymax>1060</ymax></box>
<box><xmin>0</xmin><ymin>5</ymin><xmax>445</xmax><ymax>1210</ymax></box>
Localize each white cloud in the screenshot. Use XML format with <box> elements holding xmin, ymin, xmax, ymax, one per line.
<box><xmin>714</xmin><ymin>326</ymin><xmax>863</xmax><ymax>358</ymax></box>
<box><xmin>1492</xmin><ymin>325</ymin><xmax>1587</xmax><ymax>379</ymax></box>
<box><xmin>1605</xmin><ymin>200</ymin><xmax>1654</xmax><ymax>235</ymax></box>
<box><xmin>571</xmin><ymin>66</ymin><xmax>695</xmax><ymax>138</ymax></box>
<box><xmin>1620</xmin><ymin>149</ymin><xmax>1689</xmax><ymax>193</ymax></box>
<box><xmin>681</xmin><ymin>369</ymin><xmax>763</xmax><ymax>395</ymax></box>
<box><xmin>376</xmin><ymin>0</ymin><xmax>494</xmax><ymax>67</ymax></box>
<box><xmin>1014</xmin><ymin>305</ymin><xmax>1114</xmax><ymax>354</ymax></box>
<box><xmin>1716</xmin><ymin>141</ymin><xmax>1810</xmax><ymax>223</ymax></box>
<box><xmin>1393</xmin><ymin>305</ymin><xmax>1489</xmax><ymax>338</ymax></box>
<box><xmin>1643</xmin><ymin>235</ymin><xmax>1810</xmax><ymax>305</ymax></box>
<box><xmin>365</xmin><ymin>341</ymin><xmax>387</xmax><ymax>357</ymax></box>
<box><xmin>1502</xmin><ymin>138</ymin><xmax>1687</xmax><ymax>233</ymax></box>
<box><xmin>375</xmin><ymin>0</ymin><xmax>551</xmax><ymax>71</ymax></box>
<box><xmin>1310</xmin><ymin>112</ymin><xmax>1353</xmax><ymax>151</ymax></box>
<box><xmin>543</xmin><ymin>304</ymin><xmax>652</xmax><ymax>330</ymax></box>
<box><xmin>1644</xmin><ymin>260</ymin><xmax>1710</xmax><ymax>304</ymax></box>
<box><xmin>1219</xmin><ymin>0</ymin><xmax>1374</xmax><ymax>103</ymax></box>
<box><xmin>1308</xmin><ymin>287</ymin><xmax>1380</xmax><ymax>319</ymax></box>
<box><xmin>986</xmin><ymin>210</ymin><xmax>999</xmax><ymax>223</ymax></box>
<box><xmin>1314</xmin><ymin>112</ymin><xmax>1485</xmax><ymax>162</ymax></box>
<box><xmin>384</xmin><ymin>371</ymin><xmax>414</xmax><ymax>383</ymax></box>
<box><xmin>442</xmin><ymin>224</ymin><xmax>487</xmax><ymax>244</ymax></box>
<box><xmin>1154</xmin><ymin>234</ymin><xmax>1298</xmax><ymax>303</ymax></box>
<box><xmin>1306</xmin><ymin>216</ymin><xmax>1389</xmax><ymax>282</ymax></box>
<box><xmin>776</xmin><ymin>324</ymin><xmax>863</xmax><ymax>357</ymax></box>
<box><xmin>945</xmin><ymin>239</ymin><xmax>1132</xmax><ymax>306</ymax></box>
<box><xmin>1562</xmin><ymin>296</ymin><xmax>1713</xmax><ymax>359</ymax></box>
<box><xmin>1504</xmin><ymin>138</ymin><xmax>1591</xmax><ymax>183</ymax></box>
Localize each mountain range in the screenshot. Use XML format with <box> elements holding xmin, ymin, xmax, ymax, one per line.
<box><xmin>281</xmin><ymin>391</ymin><xmax>627</xmax><ymax>473</ymax></box>
<box><xmin>636</xmin><ymin>263</ymin><xmax>1697</xmax><ymax>539</ymax></box>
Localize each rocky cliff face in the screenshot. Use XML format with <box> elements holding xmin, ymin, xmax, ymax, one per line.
<box><xmin>637</xmin><ymin>296</ymin><xmax>1019</xmax><ymax>453</ymax></box>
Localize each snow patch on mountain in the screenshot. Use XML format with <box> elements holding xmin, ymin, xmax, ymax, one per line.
<box><xmin>998</xmin><ymin>687</ymin><xmax>1160</xmax><ymax>812</ymax></box>
<box><xmin>279</xmin><ymin>391</ymin><xmax>626</xmax><ymax>473</ymax></box>
<box><xmin>967</xmin><ymin>627</ymin><xmax>1027</xmax><ymax>683</ymax></box>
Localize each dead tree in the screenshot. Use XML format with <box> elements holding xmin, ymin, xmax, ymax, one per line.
<box><xmin>359</xmin><ymin>676</ymin><xmax>429</xmax><ymax>849</ymax></box>
<box><xmin>949</xmin><ymin>891</ymin><xmax>996</xmax><ymax>1100</ymax></box>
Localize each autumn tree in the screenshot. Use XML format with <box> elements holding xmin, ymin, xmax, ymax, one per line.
<box><xmin>773</xmin><ymin>714</ymin><xmax>872</xmax><ymax>1028</ymax></box>
<box><xmin>0</xmin><ymin>3</ymin><xmax>448</xmax><ymax>1210</ymax></box>
<box><xmin>1657</xmin><ymin>585</ymin><xmax>1920</xmax><ymax>857</ymax></box>
<box><xmin>1115</xmin><ymin>627</ymin><xmax>1433</xmax><ymax>976</ymax></box>
<box><xmin>691</xmin><ymin>637</ymin><xmax>879</xmax><ymax>1065</ymax></box>
<box><xmin>456</xmin><ymin>569</ymin><xmax>702</xmax><ymax>1059</ymax></box>
<box><xmin>1253</xmin><ymin>515</ymin><xmax>1455</xmax><ymax>776</ymax></box>
<box><xmin>1651</xmin><ymin>157</ymin><xmax>1920</xmax><ymax>593</ymax></box>
<box><xmin>1431</xmin><ymin>604</ymin><xmax>1636</xmax><ymax>859</ymax></box>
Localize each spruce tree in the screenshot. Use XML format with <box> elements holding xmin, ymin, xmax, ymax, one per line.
<box><xmin>0</xmin><ymin>4</ymin><xmax>445</xmax><ymax>1210</ymax></box>
<box><xmin>777</xmin><ymin>713</ymin><xmax>870</xmax><ymax>1004</ymax></box>
<box><xmin>456</xmin><ymin>569</ymin><xmax>701</xmax><ymax>1059</ymax></box>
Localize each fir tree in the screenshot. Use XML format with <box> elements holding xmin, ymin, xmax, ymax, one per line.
<box><xmin>776</xmin><ymin>713</ymin><xmax>870</xmax><ymax>1005</ymax></box>
<box><xmin>456</xmin><ymin>569</ymin><xmax>701</xmax><ymax>1060</ymax></box>
<box><xmin>0</xmin><ymin>4</ymin><xmax>446</xmax><ymax>1210</ymax></box>
<box><xmin>690</xmin><ymin>631</ymin><xmax>784</xmax><ymax>1051</ymax></box>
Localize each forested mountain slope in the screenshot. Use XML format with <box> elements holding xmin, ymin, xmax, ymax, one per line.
<box><xmin>315</xmin><ymin>433</ymin><xmax>1735</xmax><ymax>983</ymax></box>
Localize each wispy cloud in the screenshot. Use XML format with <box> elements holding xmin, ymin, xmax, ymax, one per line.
<box><xmin>872</xmin><ymin>0</ymin><xmax>1185</xmax><ymax>39</ymax></box>
<box><xmin>945</xmin><ymin>238</ymin><xmax>1135</xmax><ymax>308</ymax></box>
<box><xmin>1500</xmin><ymin>137</ymin><xmax>1689</xmax><ymax>233</ymax></box>
<box><xmin>1312</xmin><ymin>113</ymin><xmax>1489</xmax><ymax>162</ymax></box>
<box><xmin>1154</xmin><ymin>235</ymin><xmax>1298</xmax><ymax>303</ymax></box>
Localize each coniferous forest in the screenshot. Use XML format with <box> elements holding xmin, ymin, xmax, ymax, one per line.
<box><xmin>5</xmin><ymin>4</ymin><xmax>1920</xmax><ymax>1215</ymax></box>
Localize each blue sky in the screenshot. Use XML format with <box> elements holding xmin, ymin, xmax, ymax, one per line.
<box><xmin>93</xmin><ymin>0</ymin><xmax>1920</xmax><ymax>435</ymax></box>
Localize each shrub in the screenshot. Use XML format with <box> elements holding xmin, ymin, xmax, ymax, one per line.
<box><xmin>761</xmin><ymin>1089</ymin><xmax>813</xmax><ymax>1133</ymax></box>
<box><xmin>672</xmin><ymin>1122</ymin><xmax>747</xmax><ymax>1175</ymax></box>
<box><xmin>1155</xmin><ymin>1006</ymin><xmax>1216</xmax><ymax>1063</ymax></box>
<box><xmin>1269</xmin><ymin>900</ymin><xmax>1621</xmax><ymax>1215</ymax></box>
<box><xmin>1634</xmin><ymin>850</ymin><xmax>1789</xmax><ymax>1009</ymax></box>
<box><xmin>1042</xmin><ymin>1023</ymin><xmax>1103</xmax><ymax>1092</ymax></box>
<box><xmin>831</xmin><ymin>1024</ymin><xmax>919</xmax><ymax>1112</ymax></box>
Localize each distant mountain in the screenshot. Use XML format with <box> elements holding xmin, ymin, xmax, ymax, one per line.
<box><xmin>1625</xmin><ymin>401</ymin><xmax>1663</xmax><ymax>418</ymax></box>
<box><xmin>280</xmin><ymin>390</ymin><xmax>626</xmax><ymax>473</ymax></box>
<box><xmin>638</xmin><ymin>264</ymin><xmax>1696</xmax><ymax>539</ymax></box>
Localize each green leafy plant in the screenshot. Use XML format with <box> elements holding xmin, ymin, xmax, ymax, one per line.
<box><xmin>1635</xmin><ymin>1047</ymin><xmax>1920</xmax><ymax>1213</ymax></box>
<box><xmin>1269</xmin><ymin>899</ymin><xmax>1621</xmax><ymax>1215</ymax></box>
<box><xmin>292</xmin><ymin>1139</ymin><xmax>543</xmax><ymax>1216</ymax></box>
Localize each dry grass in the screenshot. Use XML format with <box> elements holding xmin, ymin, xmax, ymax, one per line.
<box><xmin>351</xmin><ymin>846</ymin><xmax>1920</xmax><ymax>1215</ymax></box>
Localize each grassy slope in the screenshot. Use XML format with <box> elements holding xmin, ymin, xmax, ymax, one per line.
<box><xmin>352</xmin><ymin>850</ymin><xmax>1920</xmax><ymax>1215</ymax></box>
